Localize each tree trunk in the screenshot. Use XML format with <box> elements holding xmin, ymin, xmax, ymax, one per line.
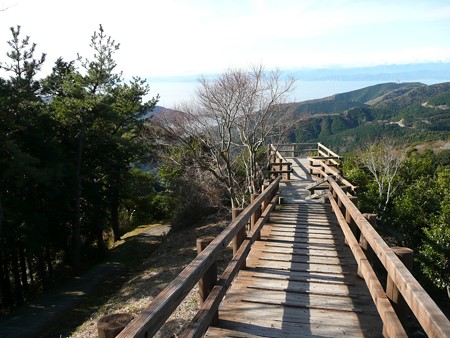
<box><xmin>36</xmin><ymin>252</ymin><xmax>48</xmax><ymax>291</ymax></box>
<box><xmin>110</xmin><ymin>173</ymin><xmax>121</xmax><ymax>242</ymax></box>
<box><xmin>73</xmin><ymin>126</ymin><xmax>85</xmax><ymax>272</ymax></box>
<box><xmin>26</xmin><ymin>255</ymin><xmax>34</xmax><ymax>283</ymax></box>
<box><xmin>45</xmin><ymin>246</ymin><xmax>54</xmax><ymax>278</ymax></box>
<box><xmin>0</xmin><ymin>194</ymin><xmax>3</xmax><ymax>235</ymax></box>
<box><xmin>0</xmin><ymin>247</ymin><xmax>13</xmax><ymax>309</ymax></box>
<box><xmin>10</xmin><ymin>248</ymin><xmax>24</xmax><ymax>306</ymax></box>
<box><xmin>19</xmin><ymin>244</ymin><xmax>28</xmax><ymax>295</ymax></box>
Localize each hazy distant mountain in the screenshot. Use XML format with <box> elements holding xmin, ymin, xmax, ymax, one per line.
<box><xmin>291</xmin><ymin>62</ymin><xmax>450</xmax><ymax>81</ymax></box>
<box><xmin>150</xmin><ymin>62</ymin><xmax>450</xmax><ymax>84</ymax></box>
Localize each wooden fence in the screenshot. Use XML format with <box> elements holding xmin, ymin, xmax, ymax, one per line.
<box><xmin>309</xmin><ymin>153</ymin><xmax>450</xmax><ymax>338</ymax></box>
<box><xmin>107</xmin><ymin>143</ymin><xmax>450</xmax><ymax>338</ymax></box>
<box><xmin>116</xmin><ymin>176</ymin><xmax>282</xmax><ymax>338</ymax></box>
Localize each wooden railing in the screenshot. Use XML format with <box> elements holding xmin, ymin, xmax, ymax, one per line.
<box><xmin>309</xmin><ymin>153</ymin><xmax>450</xmax><ymax>338</ymax></box>
<box><xmin>108</xmin><ymin>143</ymin><xmax>450</xmax><ymax>338</ymax></box>
<box><xmin>268</xmin><ymin>144</ymin><xmax>292</xmax><ymax>179</ymax></box>
<box><xmin>117</xmin><ymin>176</ymin><xmax>282</xmax><ymax>338</ymax></box>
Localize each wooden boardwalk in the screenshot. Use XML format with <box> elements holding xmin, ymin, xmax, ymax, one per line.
<box><xmin>205</xmin><ymin>159</ymin><xmax>384</xmax><ymax>337</ymax></box>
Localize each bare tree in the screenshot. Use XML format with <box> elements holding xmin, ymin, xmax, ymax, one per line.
<box><xmin>153</xmin><ymin>65</ymin><xmax>296</xmax><ymax>208</ymax></box>
<box><xmin>361</xmin><ymin>138</ymin><xmax>405</xmax><ymax>215</ymax></box>
<box><xmin>0</xmin><ymin>1</ymin><xmax>18</xmax><ymax>12</ymax></box>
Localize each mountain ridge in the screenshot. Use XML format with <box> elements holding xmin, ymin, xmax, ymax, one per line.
<box><xmin>288</xmin><ymin>81</ymin><xmax>450</xmax><ymax>151</ymax></box>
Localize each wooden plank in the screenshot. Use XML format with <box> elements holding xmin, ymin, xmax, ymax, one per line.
<box><xmin>205</xmin><ymin>326</ymin><xmax>266</xmax><ymax>338</ymax></box>
<box><xmin>239</xmin><ymin>270</ymin><xmax>355</xmax><ymax>286</ymax></box>
<box><xmin>231</xmin><ymin>280</ymin><xmax>374</xmax><ymax>300</ymax></box>
<box><xmin>262</xmin><ymin>228</ymin><xmax>341</xmax><ymax>236</ymax></box>
<box><xmin>180</xmin><ymin>193</ymin><xmax>281</xmax><ymax>338</ymax></box>
<box><xmin>206</xmin><ymin>194</ymin><xmax>385</xmax><ymax>337</ymax></box>
<box><xmin>216</xmin><ymin>306</ymin><xmax>382</xmax><ymax>337</ymax></box>
<box><xmin>259</xmin><ymin>235</ymin><xmax>344</xmax><ymax>246</ymax></box>
<box><xmin>250</xmin><ymin>247</ymin><xmax>353</xmax><ymax>258</ymax></box>
<box><xmin>260</xmin><ymin>241</ymin><xmax>345</xmax><ymax>252</ymax></box>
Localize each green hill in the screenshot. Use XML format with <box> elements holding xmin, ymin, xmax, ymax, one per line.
<box><xmin>289</xmin><ymin>82</ymin><xmax>450</xmax><ymax>151</ymax></box>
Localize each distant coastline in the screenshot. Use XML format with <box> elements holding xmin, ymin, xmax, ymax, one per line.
<box><xmin>149</xmin><ymin>62</ymin><xmax>450</xmax><ymax>108</ymax></box>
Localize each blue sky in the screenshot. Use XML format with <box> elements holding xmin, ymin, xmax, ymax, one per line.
<box><xmin>1</xmin><ymin>0</ymin><xmax>450</xmax><ymax>106</ymax></box>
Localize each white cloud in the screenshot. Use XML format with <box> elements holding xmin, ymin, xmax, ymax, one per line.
<box><xmin>0</xmin><ymin>0</ymin><xmax>449</xmax><ymax>79</ymax></box>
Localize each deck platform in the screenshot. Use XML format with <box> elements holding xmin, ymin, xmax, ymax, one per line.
<box><xmin>205</xmin><ymin>158</ymin><xmax>384</xmax><ymax>337</ymax></box>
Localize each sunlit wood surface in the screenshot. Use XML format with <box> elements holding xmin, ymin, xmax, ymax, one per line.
<box><xmin>205</xmin><ymin>159</ymin><xmax>383</xmax><ymax>337</ymax></box>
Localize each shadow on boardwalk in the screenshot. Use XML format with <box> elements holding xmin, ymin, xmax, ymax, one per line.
<box><xmin>0</xmin><ymin>224</ymin><xmax>170</xmax><ymax>338</ymax></box>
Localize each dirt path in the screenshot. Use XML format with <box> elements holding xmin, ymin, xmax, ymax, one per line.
<box><xmin>0</xmin><ymin>223</ymin><xmax>170</xmax><ymax>338</ymax></box>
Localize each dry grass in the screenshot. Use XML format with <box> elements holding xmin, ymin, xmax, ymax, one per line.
<box><xmin>69</xmin><ymin>217</ymin><xmax>231</xmax><ymax>338</ymax></box>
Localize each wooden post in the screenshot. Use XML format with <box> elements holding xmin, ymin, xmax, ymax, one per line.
<box><xmin>232</xmin><ymin>208</ymin><xmax>246</xmax><ymax>269</ymax></box>
<box><xmin>361</xmin><ymin>213</ymin><xmax>377</xmax><ymax>267</ymax></box>
<box><xmin>344</xmin><ymin>206</ymin><xmax>351</xmax><ymax>247</ymax></box>
<box><xmin>284</xmin><ymin>163</ymin><xmax>291</xmax><ymax>180</ymax></box>
<box><xmin>347</xmin><ymin>196</ymin><xmax>359</xmax><ymax>235</ymax></box>
<box><xmin>250</xmin><ymin>194</ymin><xmax>261</xmax><ymax>241</ymax></box>
<box><xmin>337</xmin><ymin>194</ymin><xmax>342</xmax><ymax>209</ymax></box>
<box><xmin>261</xmin><ymin>183</ymin><xmax>270</xmax><ymax>222</ymax></box>
<box><xmin>386</xmin><ymin>247</ymin><xmax>414</xmax><ymax>330</ymax></box>
<box><xmin>196</xmin><ymin>236</ymin><xmax>218</xmax><ymax>325</ymax></box>
<box><xmin>98</xmin><ymin>313</ymin><xmax>134</xmax><ymax>338</ymax></box>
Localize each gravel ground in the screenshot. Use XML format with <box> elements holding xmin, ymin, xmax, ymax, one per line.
<box><xmin>70</xmin><ymin>218</ymin><xmax>231</xmax><ymax>338</ymax></box>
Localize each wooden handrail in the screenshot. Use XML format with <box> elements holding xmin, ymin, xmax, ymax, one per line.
<box><xmin>275</xmin><ymin>143</ymin><xmax>319</xmax><ymax>157</ymax></box>
<box><xmin>269</xmin><ymin>144</ymin><xmax>289</xmax><ymax>163</ymax></box>
<box><xmin>269</xmin><ymin>144</ymin><xmax>292</xmax><ymax>179</ymax></box>
<box><xmin>318</xmin><ymin>142</ymin><xmax>341</xmax><ymax>159</ymax></box>
<box><xmin>327</xmin><ymin>189</ymin><xmax>407</xmax><ymax>337</ymax></box>
<box><xmin>117</xmin><ymin>176</ymin><xmax>282</xmax><ymax>338</ymax></box>
<box><xmin>308</xmin><ymin>156</ymin><xmax>356</xmax><ymax>193</ymax></box>
<box><xmin>326</xmin><ymin>176</ymin><xmax>450</xmax><ymax>338</ymax></box>
<box><xmin>181</xmin><ymin>192</ymin><xmax>279</xmax><ymax>337</ymax></box>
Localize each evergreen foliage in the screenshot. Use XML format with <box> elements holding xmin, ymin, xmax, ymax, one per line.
<box><xmin>344</xmin><ymin>147</ymin><xmax>450</xmax><ymax>292</ymax></box>
<box><xmin>0</xmin><ymin>25</ymin><xmax>160</xmax><ymax>311</ymax></box>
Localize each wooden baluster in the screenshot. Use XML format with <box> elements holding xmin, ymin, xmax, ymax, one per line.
<box><xmin>262</xmin><ymin>183</ymin><xmax>270</xmax><ymax>222</ymax></box>
<box><xmin>250</xmin><ymin>194</ymin><xmax>261</xmax><ymax>241</ymax></box>
<box><xmin>285</xmin><ymin>163</ymin><xmax>291</xmax><ymax>180</ymax></box>
<box><xmin>360</xmin><ymin>213</ymin><xmax>377</xmax><ymax>267</ymax></box>
<box><xmin>386</xmin><ymin>247</ymin><xmax>414</xmax><ymax>331</ymax></box>
<box><xmin>337</xmin><ymin>193</ymin><xmax>343</xmax><ymax>210</ymax></box>
<box><xmin>232</xmin><ymin>208</ymin><xmax>246</xmax><ymax>269</ymax></box>
<box><xmin>348</xmin><ymin>196</ymin><xmax>359</xmax><ymax>236</ymax></box>
<box><xmin>197</xmin><ymin>236</ymin><xmax>219</xmax><ymax>325</ymax></box>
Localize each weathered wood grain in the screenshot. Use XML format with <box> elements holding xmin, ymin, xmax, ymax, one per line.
<box><xmin>206</xmin><ymin>202</ymin><xmax>384</xmax><ymax>337</ymax></box>
<box><xmin>328</xmin><ymin>177</ymin><xmax>450</xmax><ymax>338</ymax></box>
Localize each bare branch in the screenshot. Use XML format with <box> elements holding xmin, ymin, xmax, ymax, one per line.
<box><xmin>150</xmin><ymin>65</ymin><xmax>296</xmax><ymax>208</ymax></box>
<box><xmin>361</xmin><ymin>138</ymin><xmax>405</xmax><ymax>215</ymax></box>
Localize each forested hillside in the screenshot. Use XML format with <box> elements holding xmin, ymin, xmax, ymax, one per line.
<box><xmin>290</xmin><ymin>82</ymin><xmax>450</xmax><ymax>151</ymax></box>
